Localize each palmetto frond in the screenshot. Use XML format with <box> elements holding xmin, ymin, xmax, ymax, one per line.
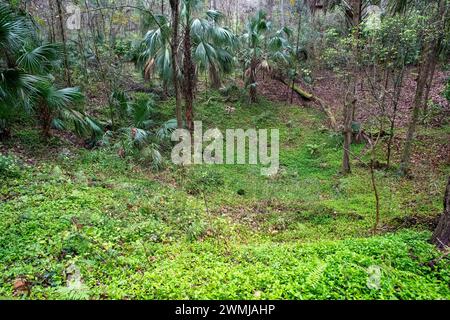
<box><xmin>205</xmin><ymin>9</ymin><xmax>224</xmax><ymax>22</ymax></box>
<box><xmin>156</xmin><ymin>118</ymin><xmax>178</xmax><ymax>139</ymax></box>
<box><xmin>37</xmin><ymin>83</ymin><xmax>84</xmax><ymax>110</ymax></box>
<box><xmin>0</xmin><ymin>69</ymin><xmax>42</xmax><ymax>112</ymax></box>
<box><xmin>0</xmin><ymin>3</ymin><xmax>28</xmax><ymax>54</ymax></box>
<box><xmin>129</xmin><ymin>96</ymin><xmax>156</xmax><ymax>130</ymax></box>
<box><xmin>140</xmin><ymin>16</ymin><xmax>174</xmax><ymax>82</ymax></box>
<box><xmin>17</xmin><ymin>43</ymin><xmax>61</xmax><ymax>74</ymax></box>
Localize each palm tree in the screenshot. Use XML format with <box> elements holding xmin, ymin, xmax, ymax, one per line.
<box><xmin>110</xmin><ymin>92</ymin><xmax>178</xmax><ymax>169</ymax></box>
<box><xmin>396</xmin><ymin>0</ymin><xmax>448</xmax><ymax>176</ymax></box>
<box><xmin>0</xmin><ymin>3</ymin><xmax>100</xmax><ymax>140</ymax></box>
<box><xmin>169</xmin><ymin>0</ymin><xmax>183</xmax><ymax>129</ymax></box>
<box><xmin>181</xmin><ymin>0</ymin><xmax>196</xmax><ymax>134</ymax></box>
<box><xmin>191</xmin><ymin>10</ymin><xmax>236</xmax><ymax>89</ymax></box>
<box><xmin>240</xmin><ymin>10</ymin><xmax>292</xmax><ymax>103</ymax></box>
<box><xmin>0</xmin><ymin>3</ymin><xmax>35</xmax><ymax>138</ymax></box>
<box><xmin>34</xmin><ymin>81</ymin><xmax>88</xmax><ymax>138</ymax></box>
<box><xmin>140</xmin><ymin>3</ymin><xmax>236</xmax><ymax>130</ymax></box>
<box><xmin>141</xmin><ymin>15</ymin><xmax>173</xmax><ymax>85</ymax></box>
<box><xmin>241</xmin><ymin>10</ymin><xmax>269</xmax><ymax>103</ymax></box>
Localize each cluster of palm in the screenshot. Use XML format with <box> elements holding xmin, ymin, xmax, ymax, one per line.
<box><xmin>0</xmin><ymin>3</ymin><xmax>100</xmax><ymax>139</ymax></box>
<box><xmin>140</xmin><ymin>7</ymin><xmax>236</xmax><ymax>89</ymax></box>
<box><xmin>108</xmin><ymin>91</ymin><xmax>177</xmax><ymax>168</ymax></box>
<box><xmin>139</xmin><ymin>2</ymin><xmax>294</xmax><ymax>105</ymax></box>
<box><xmin>239</xmin><ymin>10</ymin><xmax>294</xmax><ymax>102</ymax></box>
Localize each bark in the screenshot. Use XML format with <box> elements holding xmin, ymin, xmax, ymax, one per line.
<box><xmin>386</xmin><ymin>64</ymin><xmax>405</xmax><ymax>167</ymax></box>
<box><xmin>48</xmin><ymin>0</ymin><xmax>56</xmax><ymax>42</ymax></box>
<box><xmin>183</xmin><ymin>18</ymin><xmax>195</xmax><ymax>134</ymax></box>
<box><xmin>423</xmin><ymin>53</ymin><xmax>438</xmax><ymax>116</ymax></box>
<box><xmin>169</xmin><ymin>0</ymin><xmax>183</xmax><ymax>129</ymax></box>
<box><xmin>370</xmin><ymin>159</ymin><xmax>380</xmax><ymax>232</ymax></box>
<box><xmin>55</xmin><ymin>0</ymin><xmax>72</xmax><ymax>86</ymax></box>
<box><xmin>348</xmin><ymin>0</ymin><xmax>362</xmax><ymax>29</ymax></box>
<box><xmin>249</xmin><ymin>57</ymin><xmax>258</xmax><ymax>103</ymax></box>
<box><xmin>399</xmin><ymin>43</ymin><xmax>434</xmax><ymax>176</ymax></box>
<box><xmin>341</xmin><ymin>0</ymin><xmax>361</xmax><ymax>174</ymax></box>
<box><xmin>342</xmin><ymin>98</ymin><xmax>353</xmax><ymax>174</ymax></box>
<box><xmin>274</xmin><ymin>75</ymin><xmax>312</xmax><ymax>100</ymax></box>
<box><xmin>209</xmin><ymin>64</ymin><xmax>221</xmax><ymax>89</ymax></box>
<box><xmin>432</xmin><ymin>176</ymin><xmax>450</xmax><ymax>250</ymax></box>
<box><xmin>39</xmin><ymin>103</ymin><xmax>52</xmax><ymax>138</ymax></box>
<box><xmin>291</xmin><ymin>9</ymin><xmax>302</xmax><ymax>104</ymax></box>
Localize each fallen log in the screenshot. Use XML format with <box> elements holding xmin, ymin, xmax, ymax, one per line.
<box><xmin>273</xmin><ymin>76</ymin><xmax>313</xmax><ymax>100</ymax></box>
<box><xmin>271</xmin><ymin>74</ymin><xmax>337</xmax><ymax>130</ymax></box>
<box><xmin>313</xmin><ymin>96</ymin><xmax>338</xmax><ymax>131</ymax></box>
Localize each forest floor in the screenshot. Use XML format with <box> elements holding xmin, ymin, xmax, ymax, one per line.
<box><xmin>0</xmin><ymin>89</ymin><xmax>449</xmax><ymax>299</ymax></box>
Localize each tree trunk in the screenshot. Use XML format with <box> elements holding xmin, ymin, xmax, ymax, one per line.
<box><xmin>291</xmin><ymin>8</ymin><xmax>302</xmax><ymax>104</ymax></box>
<box><xmin>209</xmin><ymin>64</ymin><xmax>221</xmax><ymax>89</ymax></box>
<box><xmin>399</xmin><ymin>0</ymin><xmax>446</xmax><ymax>176</ymax></box>
<box><xmin>386</xmin><ymin>64</ymin><xmax>406</xmax><ymax>167</ymax></box>
<box><xmin>48</xmin><ymin>0</ymin><xmax>56</xmax><ymax>42</ymax></box>
<box><xmin>39</xmin><ymin>103</ymin><xmax>52</xmax><ymax>138</ymax></box>
<box><xmin>249</xmin><ymin>57</ymin><xmax>258</xmax><ymax>103</ymax></box>
<box><xmin>432</xmin><ymin>176</ymin><xmax>450</xmax><ymax>249</ymax></box>
<box><xmin>399</xmin><ymin>43</ymin><xmax>434</xmax><ymax>176</ymax></box>
<box><xmin>169</xmin><ymin>0</ymin><xmax>183</xmax><ymax>129</ymax></box>
<box><xmin>341</xmin><ymin>0</ymin><xmax>361</xmax><ymax>174</ymax></box>
<box><xmin>423</xmin><ymin>52</ymin><xmax>437</xmax><ymax>116</ymax></box>
<box><xmin>55</xmin><ymin>0</ymin><xmax>72</xmax><ymax>86</ymax></box>
<box><xmin>342</xmin><ymin>99</ymin><xmax>353</xmax><ymax>174</ymax></box>
<box><xmin>183</xmin><ymin>18</ymin><xmax>195</xmax><ymax>134</ymax></box>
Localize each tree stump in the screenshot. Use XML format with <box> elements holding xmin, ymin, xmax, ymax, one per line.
<box><xmin>432</xmin><ymin>176</ymin><xmax>450</xmax><ymax>250</ymax></box>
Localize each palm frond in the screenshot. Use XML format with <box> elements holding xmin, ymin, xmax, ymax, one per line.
<box><xmin>17</xmin><ymin>43</ymin><xmax>61</xmax><ymax>73</ymax></box>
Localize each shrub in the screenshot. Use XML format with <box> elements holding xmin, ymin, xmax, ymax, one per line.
<box><xmin>0</xmin><ymin>154</ymin><xmax>21</xmax><ymax>178</ymax></box>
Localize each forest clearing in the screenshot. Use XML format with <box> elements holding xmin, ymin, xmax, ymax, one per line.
<box><xmin>0</xmin><ymin>0</ymin><xmax>449</xmax><ymax>301</ymax></box>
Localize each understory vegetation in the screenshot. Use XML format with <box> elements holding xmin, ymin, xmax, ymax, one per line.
<box><xmin>0</xmin><ymin>0</ymin><xmax>449</xmax><ymax>300</ymax></box>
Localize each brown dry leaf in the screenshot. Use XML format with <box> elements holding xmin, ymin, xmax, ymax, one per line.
<box><xmin>13</xmin><ymin>278</ymin><xmax>30</xmax><ymax>296</ymax></box>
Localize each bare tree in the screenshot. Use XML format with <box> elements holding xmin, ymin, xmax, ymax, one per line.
<box><xmin>399</xmin><ymin>0</ymin><xmax>447</xmax><ymax>176</ymax></box>
<box><xmin>342</xmin><ymin>0</ymin><xmax>362</xmax><ymax>174</ymax></box>
<box><xmin>55</xmin><ymin>0</ymin><xmax>72</xmax><ymax>86</ymax></box>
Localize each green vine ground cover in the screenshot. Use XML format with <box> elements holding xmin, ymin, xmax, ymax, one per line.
<box><xmin>0</xmin><ymin>97</ymin><xmax>449</xmax><ymax>299</ymax></box>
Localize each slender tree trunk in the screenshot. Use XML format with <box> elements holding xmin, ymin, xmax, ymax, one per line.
<box><xmin>386</xmin><ymin>64</ymin><xmax>406</xmax><ymax>167</ymax></box>
<box><xmin>341</xmin><ymin>0</ymin><xmax>361</xmax><ymax>174</ymax></box>
<box><xmin>399</xmin><ymin>43</ymin><xmax>434</xmax><ymax>176</ymax></box>
<box><xmin>423</xmin><ymin>53</ymin><xmax>437</xmax><ymax>116</ymax></box>
<box><xmin>39</xmin><ymin>103</ymin><xmax>52</xmax><ymax>138</ymax></box>
<box><xmin>291</xmin><ymin>8</ymin><xmax>302</xmax><ymax>104</ymax></box>
<box><xmin>56</xmin><ymin>0</ymin><xmax>72</xmax><ymax>86</ymax></box>
<box><xmin>432</xmin><ymin>176</ymin><xmax>450</xmax><ymax>249</ymax></box>
<box><xmin>342</xmin><ymin>98</ymin><xmax>353</xmax><ymax>174</ymax></box>
<box><xmin>183</xmin><ymin>16</ymin><xmax>195</xmax><ymax>134</ymax></box>
<box><xmin>48</xmin><ymin>0</ymin><xmax>56</xmax><ymax>43</ymax></box>
<box><xmin>169</xmin><ymin>0</ymin><xmax>183</xmax><ymax>129</ymax></box>
<box><xmin>249</xmin><ymin>56</ymin><xmax>258</xmax><ymax>103</ymax></box>
<box><xmin>399</xmin><ymin>0</ymin><xmax>446</xmax><ymax>176</ymax></box>
<box><xmin>209</xmin><ymin>64</ymin><xmax>221</xmax><ymax>89</ymax></box>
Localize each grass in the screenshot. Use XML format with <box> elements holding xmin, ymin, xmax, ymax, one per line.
<box><xmin>0</xmin><ymin>94</ymin><xmax>449</xmax><ymax>299</ymax></box>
